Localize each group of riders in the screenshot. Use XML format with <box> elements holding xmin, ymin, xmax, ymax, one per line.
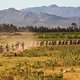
<box><xmin>0</xmin><ymin>42</ymin><xmax>24</xmax><ymax>53</ymax></box>
<box><xmin>0</xmin><ymin>39</ymin><xmax>80</xmax><ymax>53</ymax></box>
<box><xmin>40</xmin><ymin>39</ymin><xmax>80</xmax><ymax>46</ymax></box>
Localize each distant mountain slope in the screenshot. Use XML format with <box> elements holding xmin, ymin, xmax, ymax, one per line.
<box><xmin>0</xmin><ymin>8</ymin><xmax>69</xmax><ymax>27</ymax></box>
<box><xmin>21</xmin><ymin>4</ymin><xmax>80</xmax><ymax>17</ymax></box>
<box><xmin>0</xmin><ymin>7</ymin><xmax>80</xmax><ymax>28</ymax></box>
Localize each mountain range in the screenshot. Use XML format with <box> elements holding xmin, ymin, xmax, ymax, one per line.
<box><xmin>0</xmin><ymin>4</ymin><xmax>80</xmax><ymax>28</ymax></box>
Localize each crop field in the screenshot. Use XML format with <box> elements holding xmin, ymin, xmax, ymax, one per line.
<box><xmin>0</xmin><ymin>32</ymin><xmax>80</xmax><ymax>80</ymax></box>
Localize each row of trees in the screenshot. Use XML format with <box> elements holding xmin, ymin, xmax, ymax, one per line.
<box><xmin>0</xmin><ymin>23</ymin><xmax>80</xmax><ymax>32</ymax></box>
<box><xmin>0</xmin><ymin>24</ymin><xmax>18</xmax><ymax>32</ymax></box>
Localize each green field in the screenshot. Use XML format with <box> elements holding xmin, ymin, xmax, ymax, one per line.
<box><xmin>0</xmin><ymin>32</ymin><xmax>80</xmax><ymax>80</ymax></box>
<box><xmin>37</xmin><ymin>32</ymin><xmax>80</xmax><ymax>40</ymax></box>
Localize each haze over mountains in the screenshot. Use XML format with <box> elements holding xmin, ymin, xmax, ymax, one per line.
<box><xmin>22</xmin><ymin>4</ymin><xmax>80</xmax><ymax>17</ymax></box>
<box><xmin>0</xmin><ymin>4</ymin><xmax>80</xmax><ymax>28</ymax></box>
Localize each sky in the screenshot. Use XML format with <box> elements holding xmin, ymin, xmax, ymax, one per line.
<box><xmin>0</xmin><ymin>0</ymin><xmax>80</xmax><ymax>10</ymax></box>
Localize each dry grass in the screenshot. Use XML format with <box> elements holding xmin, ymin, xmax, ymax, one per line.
<box><xmin>0</xmin><ymin>32</ymin><xmax>80</xmax><ymax>80</ymax></box>
<box><xmin>0</xmin><ymin>57</ymin><xmax>80</xmax><ymax>80</ymax></box>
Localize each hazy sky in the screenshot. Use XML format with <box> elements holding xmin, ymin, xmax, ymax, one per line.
<box><xmin>0</xmin><ymin>0</ymin><xmax>80</xmax><ymax>10</ymax></box>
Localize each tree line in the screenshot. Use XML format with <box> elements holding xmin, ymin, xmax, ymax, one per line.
<box><xmin>0</xmin><ymin>23</ymin><xmax>80</xmax><ymax>32</ymax></box>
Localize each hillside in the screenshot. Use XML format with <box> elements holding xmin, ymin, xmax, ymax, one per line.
<box><xmin>22</xmin><ymin>4</ymin><xmax>80</xmax><ymax>17</ymax></box>
<box><xmin>0</xmin><ymin>5</ymin><xmax>80</xmax><ymax>27</ymax></box>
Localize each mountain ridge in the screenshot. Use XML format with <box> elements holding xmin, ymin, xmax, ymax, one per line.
<box><xmin>21</xmin><ymin>4</ymin><xmax>80</xmax><ymax>17</ymax></box>
<box><xmin>0</xmin><ymin>5</ymin><xmax>80</xmax><ymax>27</ymax></box>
